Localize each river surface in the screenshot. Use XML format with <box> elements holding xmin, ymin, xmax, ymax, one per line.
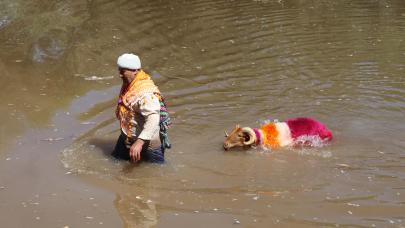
<box><xmin>1</xmin><ymin>0</ymin><xmax>405</xmax><ymax>227</ymax></box>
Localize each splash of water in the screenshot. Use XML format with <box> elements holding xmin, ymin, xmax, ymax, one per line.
<box><xmin>294</xmin><ymin>135</ymin><xmax>329</xmax><ymax>148</ymax></box>
<box><xmin>294</xmin><ymin>135</ymin><xmax>332</xmax><ymax>158</ymax></box>
<box><xmin>255</xmin><ymin>134</ymin><xmax>332</xmax><ymax>158</ymax></box>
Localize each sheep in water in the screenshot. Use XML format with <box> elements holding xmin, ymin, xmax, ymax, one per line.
<box><xmin>223</xmin><ymin>117</ymin><xmax>333</xmax><ymax>150</ymax></box>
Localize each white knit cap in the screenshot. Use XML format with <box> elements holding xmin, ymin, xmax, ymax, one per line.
<box><xmin>117</xmin><ymin>53</ymin><xmax>141</xmax><ymax>70</ymax></box>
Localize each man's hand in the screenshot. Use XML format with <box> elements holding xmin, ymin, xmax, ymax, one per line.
<box><xmin>130</xmin><ymin>139</ymin><xmax>145</xmax><ymax>163</ymax></box>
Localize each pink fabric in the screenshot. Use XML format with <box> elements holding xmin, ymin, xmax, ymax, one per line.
<box><xmin>253</xmin><ymin>128</ymin><xmax>261</xmax><ymax>146</ymax></box>
<box><xmin>286</xmin><ymin>117</ymin><xmax>333</xmax><ymax>141</ymax></box>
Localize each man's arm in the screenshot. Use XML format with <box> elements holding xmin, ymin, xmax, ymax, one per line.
<box><xmin>129</xmin><ymin>93</ymin><xmax>160</xmax><ymax>162</ymax></box>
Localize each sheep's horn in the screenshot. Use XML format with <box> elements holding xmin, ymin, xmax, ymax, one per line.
<box><xmin>241</xmin><ymin>127</ymin><xmax>256</xmax><ymax>145</ymax></box>
<box><xmin>224</xmin><ymin>131</ymin><xmax>229</xmax><ymax>137</ymax></box>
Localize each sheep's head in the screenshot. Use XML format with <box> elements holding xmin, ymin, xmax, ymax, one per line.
<box><xmin>223</xmin><ymin>125</ymin><xmax>256</xmax><ymax>150</ymax></box>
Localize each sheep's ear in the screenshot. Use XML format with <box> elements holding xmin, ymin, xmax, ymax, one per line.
<box><xmin>224</xmin><ymin>131</ymin><xmax>229</xmax><ymax>137</ymax></box>
<box><xmin>235</xmin><ymin>124</ymin><xmax>240</xmax><ymax>129</ymax></box>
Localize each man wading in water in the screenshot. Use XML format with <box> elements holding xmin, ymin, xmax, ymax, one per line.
<box><xmin>112</xmin><ymin>53</ymin><xmax>171</xmax><ymax>163</ymax></box>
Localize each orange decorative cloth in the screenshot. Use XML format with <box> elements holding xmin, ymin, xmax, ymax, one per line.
<box><xmin>116</xmin><ymin>70</ymin><xmax>161</xmax><ymax>139</ymax></box>
<box><xmin>260</xmin><ymin>123</ymin><xmax>280</xmax><ymax>148</ymax></box>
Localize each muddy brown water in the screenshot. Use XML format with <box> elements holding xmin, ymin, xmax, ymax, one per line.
<box><xmin>1</xmin><ymin>0</ymin><xmax>405</xmax><ymax>227</ymax></box>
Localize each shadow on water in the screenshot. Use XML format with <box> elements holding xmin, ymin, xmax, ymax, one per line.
<box><xmin>88</xmin><ymin>137</ymin><xmax>116</xmax><ymax>158</ymax></box>
<box><xmin>87</xmin><ymin>137</ymin><xmax>142</xmax><ymax>174</ymax></box>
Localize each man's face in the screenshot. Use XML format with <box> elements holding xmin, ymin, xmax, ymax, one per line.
<box><xmin>119</xmin><ymin>68</ymin><xmax>138</xmax><ymax>83</ymax></box>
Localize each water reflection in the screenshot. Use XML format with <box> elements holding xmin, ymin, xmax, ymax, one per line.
<box><xmin>114</xmin><ymin>192</ymin><xmax>157</xmax><ymax>228</ymax></box>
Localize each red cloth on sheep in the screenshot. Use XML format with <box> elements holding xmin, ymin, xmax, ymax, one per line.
<box><xmin>286</xmin><ymin>117</ymin><xmax>333</xmax><ymax>141</ymax></box>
